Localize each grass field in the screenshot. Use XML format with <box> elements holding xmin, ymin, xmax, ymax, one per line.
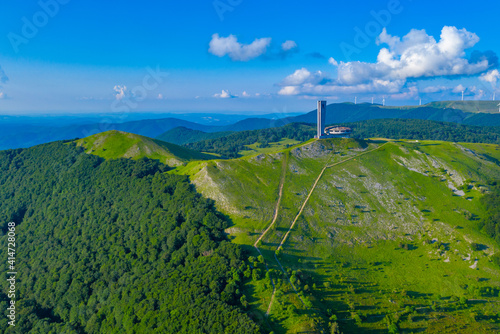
<box><xmin>173</xmin><ymin>137</ymin><xmax>500</xmax><ymax>333</ymax></box>
<box><xmin>75</xmin><ymin>130</ymin><xmax>213</xmax><ymax>166</ymax></box>
<box><xmin>239</xmin><ymin>138</ymin><xmax>303</xmax><ymax>156</ymax></box>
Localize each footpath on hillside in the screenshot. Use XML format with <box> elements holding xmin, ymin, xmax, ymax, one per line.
<box><xmin>253</xmin><ymin>140</ymin><xmax>389</xmax><ymax>317</ymax></box>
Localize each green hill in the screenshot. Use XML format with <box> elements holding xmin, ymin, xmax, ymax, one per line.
<box><xmin>156</xmin><ymin>126</ymin><xmax>233</xmax><ymax>145</ymax></box>
<box><xmin>425</xmin><ymin>101</ymin><xmax>500</xmax><ymax>114</ymax></box>
<box><xmin>174</xmin><ymin>137</ymin><xmax>500</xmax><ymax>333</ymax></box>
<box><xmin>75</xmin><ymin>130</ymin><xmax>214</xmax><ymax>166</ymax></box>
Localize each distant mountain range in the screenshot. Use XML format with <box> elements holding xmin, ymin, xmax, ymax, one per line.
<box><xmin>2</xmin><ymin>101</ymin><xmax>500</xmax><ymax>150</ymax></box>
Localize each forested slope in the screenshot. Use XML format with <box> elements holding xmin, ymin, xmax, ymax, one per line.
<box><xmin>0</xmin><ymin>141</ymin><xmax>260</xmax><ymax>333</ymax></box>
<box><xmin>184</xmin><ymin>120</ymin><xmax>500</xmax><ymax>158</ymax></box>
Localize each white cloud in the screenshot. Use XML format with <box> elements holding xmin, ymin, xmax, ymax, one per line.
<box><xmin>242</xmin><ymin>91</ymin><xmax>250</xmax><ymax>97</ymax></box>
<box><xmin>338</xmin><ymin>26</ymin><xmax>488</xmax><ymax>85</ymax></box>
<box><xmin>471</xmin><ymin>87</ymin><xmax>486</xmax><ymax>100</ymax></box>
<box><xmin>213</xmin><ymin>89</ymin><xmax>236</xmax><ymax>98</ymax></box>
<box><xmin>452</xmin><ymin>84</ymin><xmax>466</xmax><ymax>93</ymax></box>
<box><xmin>0</xmin><ymin>92</ymin><xmax>5</xmax><ymax>99</ymax></box>
<box><xmin>157</xmin><ymin>94</ymin><xmax>164</xmax><ymax>100</ymax></box>
<box><xmin>277</xmin><ymin>26</ymin><xmax>496</xmax><ymax>99</ymax></box>
<box><xmin>113</xmin><ymin>85</ymin><xmax>128</xmax><ymax>100</ymax></box>
<box><xmin>281</xmin><ymin>40</ymin><xmax>297</xmax><ymax>51</ymax></box>
<box><xmin>279</xmin><ymin>79</ymin><xmax>405</xmax><ymax>96</ymax></box>
<box><xmin>278</xmin><ymin>86</ymin><xmax>301</xmax><ymax>96</ymax></box>
<box><xmin>480</xmin><ymin>69</ymin><xmax>500</xmax><ymax>85</ymax></box>
<box><xmin>328</xmin><ymin>57</ymin><xmax>338</xmax><ymax>66</ymax></box>
<box><xmin>209</xmin><ymin>34</ymin><xmax>271</xmax><ymax>61</ymax></box>
<box><xmin>281</xmin><ymin>68</ymin><xmax>327</xmax><ymax>86</ymax></box>
<box><xmin>421</xmin><ymin>85</ymin><xmax>450</xmax><ymax>93</ymax></box>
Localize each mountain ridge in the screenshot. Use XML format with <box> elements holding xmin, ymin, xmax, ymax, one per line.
<box><xmin>75</xmin><ymin>130</ymin><xmax>214</xmax><ymax>166</ymax></box>
<box><xmin>3</xmin><ymin>101</ymin><xmax>500</xmax><ymax>150</ymax></box>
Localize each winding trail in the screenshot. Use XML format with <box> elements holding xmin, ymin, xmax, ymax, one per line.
<box><xmin>255</xmin><ymin>141</ymin><xmax>389</xmax><ymax>317</ymax></box>
<box><xmin>270</xmin><ymin>142</ymin><xmax>390</xmax><ymax>309</ymax></box>
<box><xmin>253</xmin><ymin>154</ymin><xmax>288</xmax><ymax>316</ymax></box>
<box><xmin>276</xmin><ymin>142</ymin><xmax>389</xmax><ymax>252</ymax></box>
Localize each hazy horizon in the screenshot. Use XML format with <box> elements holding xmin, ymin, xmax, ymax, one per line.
<box><xmin>2</xmin><ymin>1</ymin><xmax>500</xmax><ymax>114</ymax></box>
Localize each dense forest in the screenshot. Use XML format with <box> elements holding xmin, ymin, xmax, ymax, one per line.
<box><xmin>156</xmin><ymin>127</ymin><xmax>233</xmax><ymax>146</ymax></box>
<box><xmin>348</xmin><ymin>119</ymin><xmax>500</xmax><ymax>144</ymax></box>
<box><xmin>0</xmin><ymin>142</ymin><xmax>260</xmax><ymax>333</ymax></box>
<box><xmin>186</xmin><ymin>123</ymin><xmax>314</xmax><ymax>158</ymax></box>
<box><xmin>185</xmin><ymin>119</ymin><xmax>500</xmax><ymax>158</ymax></box>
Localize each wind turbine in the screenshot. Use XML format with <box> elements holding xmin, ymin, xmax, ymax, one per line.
<box><xmin>462</xmin><ymin>90</ymin><xmax>464</xmax><ymax>101</ymax></box>
<box><xmin>355</xmin><ymin>96</ymin><xmax>357</xmax><ymax>105</ymax></box>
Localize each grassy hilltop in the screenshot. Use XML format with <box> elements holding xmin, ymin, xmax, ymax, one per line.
<box><xmin>424</xmin><ymin>101</ymin><xmax>500</xmax><ymax>114</ymax></box>
<box><xmin>173</xmin><ymin>136</ymin><xmax>500</xmax><ymax>333</ymax></box>
<box><xmin>75</xmin><ymin>130</ymin><xmax>214</xmax><ymax>166</ymax></box>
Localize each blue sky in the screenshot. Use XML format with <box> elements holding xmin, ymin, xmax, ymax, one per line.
<box><xmin>1</xmin><ymin>0</ymin><xmax>499</xmax><ymax>114</ymax></box>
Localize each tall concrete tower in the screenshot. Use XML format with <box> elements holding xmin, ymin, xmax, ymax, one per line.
<box><xmin>316</xmin><ymin>100</ymin><xmax>326</xmax><ymax>138</ymax></box>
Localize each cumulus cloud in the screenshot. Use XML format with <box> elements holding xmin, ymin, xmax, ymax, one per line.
<box><xmin>113</xmin><ymin>85</ymin><xmax>128</xmax><ymax>100</ymax></box>
<box><xmin>278</xmin><ymin>86</ymin><xmax>301</xmax><ymax>96</ymax></box>
<box><xmin>278</xmin><ymin>26</ymin><xmax>497</xmax><ymax>99</ymax></box>
<box><xmin>209</xmin><ymin>34</ymin><xmax>271</xmax><ymax>61</ymax></box>
<box><xmin>280</xmin><ymin>68</ymin><xmax>329</xmax><ymax>86</ymax></box>
<box><xmin>213</xmin><ymin>90</ymin><xmax>236</xmax><ymax>98</ymax></box>
<box><xmin>277</xmin><ymin>40</ymin><xmax>299</xmax><ymax>59</ymax></box>
<box><xmin>470</xmin><ymin>86</ymin><xmax>486</xmax><ymax>99</ymax></box>
<box><xmin>341</xmin><ymin>26</ymin><xmax>489</xmax><ymax>84</ymax></box>
<box><xmin>328</xmin><ymin>57</ymin><xmax>338</xmax><ymax>66</ymax></box>
<box><xmin>452</xmin><ymin>84</ymin><xmax>466</xmax><ymax>94</ymax></box>
<box><xmin>480</xmin><ymin>69</ymin><xmax>500</xmax><ymax>86</ymax></box>
<box><xmin>0</xmin><ymin>92</ymin><xmax>5</xmax><ymax>99</ymax></box>
<box><xmin>281</xmin><ymin>40</ymin><xmax>297</xmax><ymax>51</ymax></box>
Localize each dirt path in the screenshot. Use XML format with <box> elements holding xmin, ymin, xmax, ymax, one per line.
<box><xmin>277</xmin><ymin>142</ymin><xmax>389</xmax><ymax>252</ymax></box>
<box><xmin>253</xmin><ymin>153</ymin><xmax>288</xmax><ymax>316</ymax></box>
<box><xmin>253</xmin><ymin>155</ymin><xmax>287</xmax><ymax>248</ymax></box>
<box><xmin>257</xmin><ymin>142</ymin><xmax>389</xmax><ymax>316</ymax></box>
<box><xmin>268</xmin><ymin>142</ymin><xmax>390</xmax><ymax>309</ymax></box>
